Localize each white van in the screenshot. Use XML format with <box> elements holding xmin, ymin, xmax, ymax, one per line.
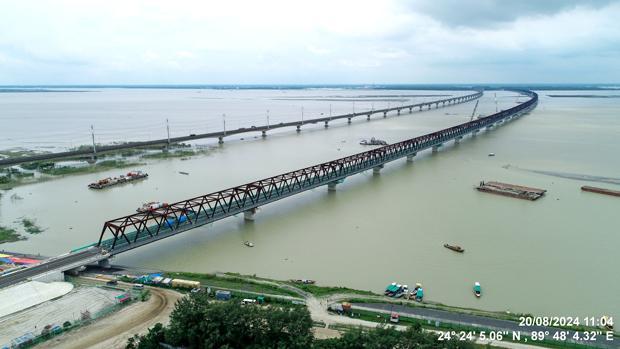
<box><xmin>241</xmin><ymin>299</ymin><xmax>256</xmax><ymax>305</ymax></box>
<box><xmin>133</xmin><ymin>283</ymin><xmax>145</xmax><ymax>290</ymax></box>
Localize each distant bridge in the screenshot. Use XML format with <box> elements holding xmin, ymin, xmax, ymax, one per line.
<box><xmin>0</xmin><ymin>90</ymin><xmax>537</xmax><ymax>289</ymax></box>
<box><xmin>0</xmin><ymin>92</ymin><xmax>481</xmax><ymax>167</ymax></box>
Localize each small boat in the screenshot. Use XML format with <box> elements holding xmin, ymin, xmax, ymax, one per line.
<box><xmin>444</xmin><ymin>244</ymin><xmax>464</xmax><ymax>253</ymax></box>
<box><xmin>473</xmin><ymin>282</ymin><xmax>482</xmax><ymax>298</ymax></box>
<box><xmin>488</xmin><ymin>153</ymin><xmax>495</xmax><ymax>157</ymax></box>
<box><xmin>291</xmin><ymin>279</ymin><xmax>315</xmax><ymax>284</ymax></box>
<box><xmin>244</xmin><ymin>241</ymin><xmax>254</xmax><ymax>247</ymax></box>
<box><xmin>179</xmin><ymin>171</ymin><xmax>189</xmax><ymax>175</ymax></box>
<box><xmin>415</xmin><ymin>287</ymin><xmax>424</xmax><ymax>302</ymax></box>
<box><xmin>384</xmin><ymin>282</ymin><xmax>397</xmax><ymax>295</ymax></box>
<box><xmin>136</xmin><ymin>201</ymin><xmax>169</xmax><ymax>213</ymax></box>
<box><xmin>360</xmin><ymin>137</ymin><xmax>388</xmax><ymax>146</ymax></box>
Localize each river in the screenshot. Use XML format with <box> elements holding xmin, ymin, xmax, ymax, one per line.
<box><xmin>1</xmin><ymin>88</ymin><xmax>618</xmax><ymax>321</ymax></box>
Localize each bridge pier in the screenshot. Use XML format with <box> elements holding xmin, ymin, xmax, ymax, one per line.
<box><xmin>432</xmin><ymin>144</ymin><xmax>442</xmax><ymax>153</ymax></box>
<box><xmin>419</xmin><ymin>105</ymin><xmax>423</xmax><ymax>111</ymax></box>
<box><xmin>218</xmin><ymin>136</ymin><xmax>224</xmax><ymax>144</ymax></box>
<box><xmin>472</xmin><ymin>129</ymin><xmax>479</xmax><ymax>136</ymax></box>
<box><xmin>397</xmin><ymin>109</ymin><xmax>401</xmax><ymax>115</ymax></box>
<box><xmin>383</xmin><ymin>112</ymin><xmax>387</xmax><ymax>118</ymax></box>
<box><xmin>406</xmin><ymin>152</ymin><xmax>417</xmax><ymax>162</ymax></box>
<box><xmin>296</xmin><ymin>125</ymin><xmax>301</xmax><ymax>133</ymax></box>
<box><xmin>327</xmin><ymin>182</ymin><xmax>338</xmax><ymax>192</ymax></box>
<box><xmin>454</xmin><ymin>136</ymin><xmax>463</xmax><ymax>144</ymax></box>
<box><xmin>409</xmin><ymin>107</ymin><xmax>412</xmax><ymax>113</ymax></box>
<box><xmin>262</xmin><ymin>130</ymin><xmax>267</xmax><ymax>137</ymax></box>
<box><xmin>244</xmin><ymin>207</ymin><xmax>259</xmax><ymax>221</ymax></box>
<box><xmin>372</xmin><ymin>164</ymin><xmax>384</xmax><ymax>175</ymax></box>
<box><xmin>347</xmin><ymin>118</ymin><xmax>352</xmax><ymax>124</ymax></box>
<box><xmin>324</xmin><ymin>121</ymin><xmax>329</xmax><ymax>128</ymax></box>
<box><xmin>98</xmin><ymin>258</ymin><xmax>111</xmax><ymax>268</ymax></box>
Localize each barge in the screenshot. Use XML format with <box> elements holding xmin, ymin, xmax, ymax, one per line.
<box><xmin>581</xmin><ymin>185</ymin><xmax>620</xmax><ymax>197</ymax></box>
<box><xmin>476</xmin><ymin>181</ymin><xmax>546</xmax><ymax>201</ymax></box>
<box><xmin>88</xmin><ymin>171</ymin><xmax>148</xmax><ymax>189</ymax></box>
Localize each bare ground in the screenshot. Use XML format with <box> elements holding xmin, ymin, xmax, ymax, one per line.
<box><xmin>35</xmin><ymin>287</ymin><xmax>183</xmax><ymax>349</ymax></box>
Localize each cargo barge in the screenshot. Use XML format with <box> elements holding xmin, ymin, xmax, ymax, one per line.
<box><xmin>88</xmin><ymin>171</ymin><xmax>148</xmax><ymax>189</ymax></box>
<box><xmin>476</xmin><ymin>181</ymin><xmax>546</xmax><ymax>201</ymax></box>
<box><xmin>581</xmin><ymin>185</ymin><xmax>620</xmax><ymax>197</ymax></box>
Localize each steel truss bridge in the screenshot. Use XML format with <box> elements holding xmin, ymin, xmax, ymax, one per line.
<box><xmin>0</xmin><ymin>91</ymin><xmax>481</xmax><ymax>167</ymax></box>
<box><xmin>97</xmin><ymin>90</ymin><xmax>538</xmax><ymax>255</ymax></box>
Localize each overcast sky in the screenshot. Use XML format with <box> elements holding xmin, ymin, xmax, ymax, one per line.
<box><xmin>1</xmin><ymin>0</ymin><xmax>619</xmax><ymax>84</ymax></box>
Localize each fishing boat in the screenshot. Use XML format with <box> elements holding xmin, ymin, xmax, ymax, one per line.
<box><xmin>488</xmin><ymin>153</ymin><xmax>495</xmax><ymax>157</ymax></box>
<box><xmin>244</xmin><ymin>241</ymin><xmax>254</xmax><ymax>247</ymax></box>
<box><xmin>415</xmin><ymin>287</ymin><xmax>424</xmax><ymax>302</ymax></box>
<box><xmin>444</xmin><ymin>244</ymin><xmax>464</xmax><ymax>253</ymax></box>
<box><xmin>385</xmin><ymin>282</ymin><xmax>398</xmax><ymax>295</ymax></box>
<box><xmin>88</xmin><ymin>170</ymin><xmax>148</xmax><ymax>189</ymax></box>
<box><xmin>179</xmin><ymin>171</ymin><xmax>189</xmax><ymax>175</ymax></box>
<box><xmin>394</xmin><ymin>285</ymin><xmax>408</xmax><ymax>298</ymax></box>
<box><xmin>136</xmin><ymin>201</ymin><xmax>169</xmax><ymax>213</ymax></box>
<box><xmin>473</xmin><ymin>282</ymin><xmax>482</xmax><ymax>298</ymax></box>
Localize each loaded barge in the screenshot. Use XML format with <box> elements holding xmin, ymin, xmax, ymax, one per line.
<box><xmin>88</xmin><ymin>171</ymin><xmax>148</xmax><ymax>189</ymax></box>
<box><xmin>581</xmin><ymin>185</ymin><xmax>620</xmax><ymax>197</ymax></box>
<box><xmin>476</xmin><ymin>181</ymin><xmax>546</xmax><ymax>201</ymax></box>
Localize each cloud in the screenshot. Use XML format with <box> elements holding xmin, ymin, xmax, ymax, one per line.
<box><xmin>0</xmin><ymin>0</ymin><xmax>618</xmax><ymax>84</ymax></box>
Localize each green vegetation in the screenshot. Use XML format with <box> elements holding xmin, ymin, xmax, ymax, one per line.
<box><xmin>126</xmin><ymin>292</ymin><xmax>470</xmax><ymax>349</ymax></box>
<box><xmin>39</xmin><ymin>159</ymin><xmax>143</xmax><ymax>176</ymax></box>
<box><xmin>288</xmin><ymin>282</ymin><xmax>375</xmax><ymax>297</ymax></box>
<box><xmin>22</xmin><ymin>218</ymin><xmax>44</xmax><ymax>234</ymax></box>
<box><xmin>0</xmin><ymin>225</ymin><xmax>23</xmax><ymax>244</ymax></box>
<box><xmin>166</xmin><ymin>271</ymin><xmax>299</xmax><ymax>297</ymax></box>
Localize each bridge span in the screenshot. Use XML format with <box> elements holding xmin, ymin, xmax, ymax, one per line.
<box><xmin>0</xmin><ymin>91</ymin><xmax>481</xmax><ymax>167</ymax></box>
<box><xmin>0</xmin><ymin>90</ymin><xmax>537</xmax><ymax>289</ymax></box>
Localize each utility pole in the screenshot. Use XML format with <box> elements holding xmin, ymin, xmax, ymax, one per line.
<box><xmin>222</xmin><ymin>113</ymin><xmax>227</xmax><ymax>135</ymax></box>
<box><xmin>166</xmin><ymin>119</ymin><xmax>170</xmax><ymax>146</ymax></box>
<box><xmin>90</xmin><ymin>125</ymin><xmax>96</xmax><ymax>158</ymax></box>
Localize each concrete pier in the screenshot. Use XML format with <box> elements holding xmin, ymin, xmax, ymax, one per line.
<box><xmin>324</xmin><ymin>121</ymin><xmax>329</xmax><ymax>128</ymax></box>
<box><xmin>296</xmin><ymin>125</ymin><xmax>301</xmax><ymax>132</ymax></box>
<box><xmin>244</xmin><ymin>207</ymin><xmax>258</xmax><ymax>221</ymax></box>
<box><xmin>327</xmin><ymin>182</ymin><xmax>338</xmax><ymax>192</ymax></box>
<box><xmin>406</xmin><ymin>152</ymin><xmax>417</xmax><ymax>162</ymax></box>
<box><xmin>432</xmin><ymin>144</ymin><xmax>442</xmax><ymax>153</ymax></box>
<box><xmin>373</xmin><ymin>164</ymin><xmax>384</xmax><ymax>174</ymax></box>
<box><xmin>383</xmin><ymin>112</ymin><xmax>387</xmax><ymax>118</ymax></box>
<box><xmin>262</xmin><ymin>130</ymin><xmax>267</xmax><ymax>137</ymax></box>
<box><xmin>348</xmin><ymin>118</ymin><xmax>352</xmax><ymax>124</ymax></box>
<box><xmin>218</xmin><ymin>136</ymin><xmax>224</xmax><ymax>144</ymax></box>
<box><xmin>454</xmin><ymin>136</ymin><xmax>463</xmax><ymax>144</ymax></box>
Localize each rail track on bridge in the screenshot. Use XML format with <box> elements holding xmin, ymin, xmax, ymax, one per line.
<box><xmin>0</xmin><ymin>91</ymin><xmax>481</xmax><ymax>167</ymax></box>
<box><xmin>97</xmin><ymin>90</ymin><xmax>538</xmax><ymax>254</ymax></box>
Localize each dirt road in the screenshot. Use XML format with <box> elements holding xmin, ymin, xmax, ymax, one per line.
<box><xmin>36</xmin><ymin>287</ymin><xmax>183</xmax><ymax>349</ymax></box>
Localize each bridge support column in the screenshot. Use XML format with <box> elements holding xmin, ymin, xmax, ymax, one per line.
<box><xmin>218</xmin><ymin>136</ymin><xmax>224</xmax><ymax>144</ymax></box>
<box><xmin>373</xmin><ymin>164</ymin><xmax>384</xmax><ymax>175</ymax></box>
<box><xmin>454</xmin><ymin>136</ymin><xmax>463</xmax><ymax>144</ymax></box>
<box><xmin>262</xmin><ymin>130</ymin><xmax>267</xmax><ymax>137</ymax></box>
<box><xmin>406</xmin><ymin>152</ymin><xmax>417</xmax><ymax>162</ymax></box>
<box><xmin>367</xmin><ymin>114</ymin><xmax>371</xmax><ymax>121</ymax></box>
<box><xmin>472</xmin><ymin>129</ymin><xmax>479</xmax><ymax>136</ymax></box>
<box><xmin>347</xmin><ymin>118</ymin><xmax>352</xmax><ymax>124</ymax></box>
<box><xmin>383</xmin><ymin>112</ymin><xmax>387</xmax><ymax>118</ymax></box>
<box><xmin>432</xmin><ymin>144</ymin><xmax>442</xmax><ymax>153</ymax></box>
<box><xmin>98</xmin><ymin>258</ymin><xmax>111</xmax><ymax>268</ymax></box>
<box><xmin>244</xmin><ymin>207</ymin><xmax>258</xmax><ymax>221</ymax></box>
<box><xmin>419</xmin><ymin>105</ymin><xmax>423</xmax><ymax>111</ymax></box>
<box><xmin>327</xmin><ymin>182</ymin><xmax>338</xmax><ymax>192</ymax></box>
<box><xmin>397</xmin><ymin>109</ymin><xmax>401</xmax><ymax>115</ymax></box>
<box><xmin>409</xmin><ymin>107</ymin><xmax>412</xmax><ymax>113</ymax></box>
<box><xmin>324</xmin><ymin>121</ymin><xmax>329</xmax><ymax>128</ymax></box>
<box><xmin>296</xmin><ymin>125</ymin><xmax>301</xmax><ymax>133</ymax></box>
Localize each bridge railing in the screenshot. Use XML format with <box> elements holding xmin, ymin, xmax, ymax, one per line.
<box><xmin>98</xmin><ymin>90</ymin><xmax>537</xmax><ymax>252</ymax></box>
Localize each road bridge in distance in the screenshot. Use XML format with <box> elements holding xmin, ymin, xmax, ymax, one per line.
<box><xmin>0</xmin><ymin>91</ymin><xmax>482</xmax><ymax>167</ymax></box>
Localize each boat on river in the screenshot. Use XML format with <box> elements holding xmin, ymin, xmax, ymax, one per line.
<box><xmin>473</xmin><ymin>282</ymin><xmax>482</xmax><ymax>298</ymax></box>
<box><xmin>244</xmin><ymin>241</ymin><xmax>254</xmax><ymax>247</ymax></box>
<box><xmin>88</xmin><ymin>171</ymin><xmax>148</xmax><ymax>189</ymax></box>
<box><xmin>444</xmin><ymin>244</ymin><xmax>464</xmax><ymax>253</ymax></box>
<box><xmin>360</xmin><ymin>137</ymin><xmax>388</xmax><ymax>146</ymax></box>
